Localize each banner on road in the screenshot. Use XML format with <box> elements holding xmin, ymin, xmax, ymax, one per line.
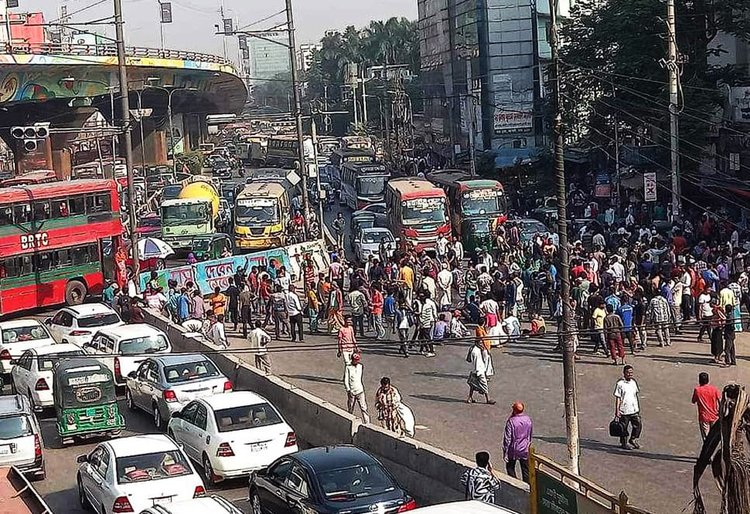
<box><xmin>140</xmin><ymin>241</ymin><xmax>327</xmax><ymax>294</ymax></box>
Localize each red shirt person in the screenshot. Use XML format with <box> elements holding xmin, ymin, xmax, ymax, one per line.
<box><xmin>691</xmin><ymin>372</ymin><xmax>721</xmax><ymax>440</ymax></box>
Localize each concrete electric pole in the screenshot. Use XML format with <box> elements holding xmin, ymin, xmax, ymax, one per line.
<box><xmin>114</xmin><ymin>0</ymin><xmax>139</xmax><ymax>288</ymax></box>
<box><xmin>548</xmin><ymin>0</ymin><xmax>580</xmax><ymax>475</ymax></box>
<box><xmin>667</xmin><ymin>0</ymin><xmax>681</xmax><ymax>221</ymax></box>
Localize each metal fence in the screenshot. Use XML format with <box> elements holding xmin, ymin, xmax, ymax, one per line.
<box><xmin>2</xmin><ymin>41</ymin><xmax>233</xmax><ymax>66</ymax></box>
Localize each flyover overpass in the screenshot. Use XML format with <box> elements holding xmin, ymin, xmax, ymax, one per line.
<box><xmin>0</xmin><ymin>42</ymin><xmax>248</xmax><ymax>174</ymax></box>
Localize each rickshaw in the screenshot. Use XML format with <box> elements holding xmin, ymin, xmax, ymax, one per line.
<box><xmin>191</xmin><ymin>233</ymin><xmax>233</xmax><ymax>261</ymax></box>
<box><xmin>53</xmin><ymin>358</ymin><xmax>124</xmax><ymax>446</ymax></box>
<box><xmin>349</xmin><ymin>212</ymin><xmax>376</xmax><ymax>251</ymax></box>
<box><xmin>462</xmin><ymin>217</ymin><xmax>495</xmax><ymax>252</ymax></box>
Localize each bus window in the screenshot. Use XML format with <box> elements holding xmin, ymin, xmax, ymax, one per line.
<box><xmin>33</xmin><ymin>201</ymin><xmax>51</xmax><ymax>221</ymax></box>
<box><xmin>86</xmin><ymin>194</ymin><xmax>109</xmax><ymax>213</ymax></box>
<box><xmin>52</xmin><ymin>199</ymin><xmax>70</xmax><ymax>218</ymax></box>
<box><xmin>69</xmin><ymin>196</ymin><xmax>86</xmax><ymax>215</ymax></box>
<box><xmin>71</xmin><ymin>246</ymin><xmax>92</xmax><ymax>265</ymax></box>
<box><xmin>36</xmin><ymin>253</ymin><xmax>53</xmax><ymax>272</ymax></box>
<box><xmin>13</xmin><ymin>204</ymin><xmax>31</xmax><ymax>224</ymax></box>
<box><xmin>56</xmin><ymin>249</ymin><xmax>70</xmax><ymax>267</ymax></box>
<box><xmin>0</xmin><ymin>206</ymin><xmax>12</xmax><ymax>225</ymax></box>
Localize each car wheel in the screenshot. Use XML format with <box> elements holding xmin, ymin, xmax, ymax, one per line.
<box><xmin>251</xmin><ymin>491</ymin><xmax>262</xmax><ymax>514</ymax></box>
<box><xmin>77</xmin><ymin>475</ymin><xmax>90</xmax><ymax>510</ymax></box>
<box><xmin>152</xmin><ymin>403</ymin><xmax>162</xmax><ymax>430</ymax></box>
<box><xmin>202</xmin><ymin>453</ymin><xmax>217</xmax><ymax>486</ymax></box>
<box><xmin>65</xmin><ymin>280</ymin><xmax>87</xmax><ymax>306</ymax></box>
<box><xmin>125</xmin><ymin>389</ymin><xmax>136</xmax><ymax>411</ymax></box>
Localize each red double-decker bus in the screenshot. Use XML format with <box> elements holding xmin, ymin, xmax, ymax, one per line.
<box><xmin>0</xmin><ymin>179</ymin><xmax>124</xmax><ymax>317</ymax></box>
<box><xmin>384</xmin><ymin>177</ymin><xmax>452</xmax><ymax>252</ymax></box>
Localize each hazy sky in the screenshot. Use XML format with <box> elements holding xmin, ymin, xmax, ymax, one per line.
<box><xmin>19</xmin><ymin>0</ymin><xmax>417</xmax><ymax>60</ymax></box>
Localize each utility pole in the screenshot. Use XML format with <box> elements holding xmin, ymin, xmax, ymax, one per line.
<box><xmin>548</xmin><ymin>0</ymin><xmax>580</xmax><ymax>475</ymax></box>
<box><xmin>361</xmin><ymin>67</ymin><xmax>368</xmax><ymax>127</ymax></box>
<box><xmin>383</xmin><ymin>64</ymin><xmax>392</xmax><ymax>161</ymax></box>
<box><xmin>310</xmin><ymin>116</ymin><xmax>324</xmax><ymax>236</ymax></box>
<box><xmin>466</xmin><ymin>56</ymin><xmax>476</xmax><ymax>176</ymax></box>
<box><xmin>667</xmin><ymin>0</ymin><xmax>681</xmax><ymax>221</ymax></box>
<box><xmin>285</xmin><ymin>0</ymin><xmax>310</xmax><ymax>224</ymax></box>
<box><xmin>114</xmin><ymin>0</ymin><xmax>139</xmax><ymax>289</ymax></box>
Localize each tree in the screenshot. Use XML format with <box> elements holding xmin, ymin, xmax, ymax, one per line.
<box><xmin>559</xmin><ymin>0</ymin><xmax>750</xmax><ymax>174</ymax></box>
<box><xmin>252</xmin><ymin>72</ymin><xmax>293</xmax><ymax>109</ymax></box>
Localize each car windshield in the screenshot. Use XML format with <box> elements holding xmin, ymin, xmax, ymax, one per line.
<box><xmin>466</xmin><ymin>219</ymin><xmax>491</xmax><ymax>234</ymax></box>
<box><xmin>363</xmin><ymin>231</ymin><xmax>392</xmax><ymax>244</ymax></box>
<box><xmin>162</xmin><ymin>187</ymin><xmax>182</xmax><ymax>200</ymax></box>
<box><xmin>139</xmin><ymin>216</ymin><xmax>161</xmax><ymax>228</ymax></box>
<box><xmin>235</xmin><ymin>199</ymin><xmax>279</xmax><ymax>225</ymax></box>
<box><xmin>319</xmin><ymin>463</ymin><xmax>396</xmax><ymax>500</ymax></box>
<box><xmin>38</xmin><ymin>351</ymin><xmax>84</xmax><ymax>371</ymax></box>
<box><xmin>0</xmin><ymin>415</ymin><xmax>32</xmax><ymax>440</ymax></box>
<box><xmin>162</xmin><ymin>204</ymin><xmax>210</xmax><ymax>226</ymax></box>
<box><xmin>357</xmin><ymin>175</ymin><xmax>386</xmax><ymax>196</ymax></box>
<box><xmin>401</xmin><ymin>198</ymin><xmax>446</xmax><ymax>225</ymax></box>
<box><xmin>213</xmin><ymin>402</ymin><xmax>282</xmax><ymax>432</ymax></box>
<box><xmin>116</xmin><ymin>450</ymin><xmax>193</xmax><ymax>484</ymax></box>
<box><xmin>119</xmin><ymin>335</ymin><xmax>169</xmax><ymax>355</ymax></box>
<box><xmin>461</xmin><ymin>188</ymin><xmax>504</xmax><ymax>216</ymax></box>
<box><xmin>78</xmin><ymin>313</ymin><xmax>121</xmax><ymax>328</ymax></box>
<box><xmin>1</xmin><ymin>324</ymin><xmax>51</xmax><ymax>343</ymax></box>
<box><xmin>164</xmin><ymin>359</ymin><xmax>219</xmax><ymax>383</ymax></box>
<box><xmin>519</xmin><ymin>221</ymin><xmax>548</xmax><ymax>239</ymax></box>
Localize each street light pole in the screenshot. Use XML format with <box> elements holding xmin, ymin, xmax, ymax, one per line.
<box><xmin>284</xmin><ymin>0</ymin><xmax>310</xmax><ymax>225</ymax></box>
<box><xmin>113</xmin><ymin>0</ymin><xmax>139</xmax><ymax>289</ymax></box>
<box><xmin>167</xmin><ymin>88</ymin><xmax>176</xmax><ymax>174</ymax></box>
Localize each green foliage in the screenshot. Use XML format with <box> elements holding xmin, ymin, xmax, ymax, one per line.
<box><xmin>252</xmin><ymin>72</ymin><xmax>292</xmax><ymax>109</ymax></box>
<box><xmin>175</xmin><ymin>151</ymin><xmax>204</xmax><ymax>175</ymax></box>
<box><xmin>559</xmin><ymin>0</ymin><xmax>749</xmax><ymax>172</ymax></box>
<box><xmin>305</xmin><ymin>17</ymin><xmax>420</xmax><ymax>109</ymax></box>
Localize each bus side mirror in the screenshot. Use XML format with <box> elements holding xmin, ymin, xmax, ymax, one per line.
<box><xmin>76</xmin><ymin>454</ymin><xmax>88</xmax><ymax>464</ymax></box>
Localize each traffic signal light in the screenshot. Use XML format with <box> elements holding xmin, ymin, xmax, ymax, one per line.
<box><xmin>11</xmin><ymin>123</ymin><xmax>50</xmax><ymax>153</ymax></box>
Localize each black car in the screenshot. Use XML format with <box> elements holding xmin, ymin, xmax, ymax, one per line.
<box><xmin>249</xmin><ymin>446</ymin><xmax>416</xmax><ymax>514</ymax></box>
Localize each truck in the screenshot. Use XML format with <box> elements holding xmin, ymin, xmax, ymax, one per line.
<box><xmin>160</xmin><ymin>180</ymin><xmax>221</xmax><ymax>254</ymax></box>
<box><xmin>0</xmin><ymin>466</ymin><xmax>51</xmax><ymax>513</ymax></box>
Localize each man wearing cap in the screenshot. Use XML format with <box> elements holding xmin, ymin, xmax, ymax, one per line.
<box><xmin>343</xmin><ymin>353</ymin><xmax>370</xmax><ymax>424</ymax></box>
<box><xmin>503</xmin><ymin>402</ymin><xmax>533</xmax><ymax>482</ymax></box>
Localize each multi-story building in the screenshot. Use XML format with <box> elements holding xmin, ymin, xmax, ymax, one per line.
<box><xmin>418</xmin><ymin>0</ymin><xmax>573</xmax><ymax>166</ymax></box>
<box><xmin>297</xmin><ymin>43</ymin><xmax>320</xmax><ymax>73</ymax></box>
<box><xmin>248</xmin><ymin>32</ymin><xmax>291</xmax><ymax>86</ymax></box>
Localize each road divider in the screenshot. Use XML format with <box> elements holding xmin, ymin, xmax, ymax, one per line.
<box><xmin>143</xmin><ymin>309</ymin><xmax>530</xmax><ymax>512</ymax></box>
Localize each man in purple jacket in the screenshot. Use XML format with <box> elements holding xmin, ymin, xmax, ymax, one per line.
<box><xmin>503</xmin><ymin>401</ymin><xmax>533</xmax><ymax>482</ymax></box>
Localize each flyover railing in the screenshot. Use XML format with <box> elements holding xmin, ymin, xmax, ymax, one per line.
<box><xmin>1</xmin><ymin>42</ymin><xmax>233</xmax><ymax>66</ymax></box>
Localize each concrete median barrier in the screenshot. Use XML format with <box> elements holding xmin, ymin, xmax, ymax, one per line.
<box><xmin>144</xmin><ymin>310</ymin><xmax>529</xmax><ymax>512</ymax></box>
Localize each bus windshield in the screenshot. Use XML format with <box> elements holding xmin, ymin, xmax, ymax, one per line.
<box><xmin>402</xmin><ymin>197</ymin><xmax>446</xmax><ymax>225</ymax></box>
<box><xmin>162</xmin><ymin>204</ymin><xmax>210</xmax><ymax>226</ymax></box>
<box><xmin>461</xmin><ymin>188</ymin><xmax>504</xmax><ymax>216</ymax></box>
<box><xmin>357</xmin><ymin>175</ymin><xmax>387</xmax><ymax>196</ymax></box>
<box><xmin>235</xmin><ymin>198</ymin><xmax>279</xmax><ymax>225</ymax></box>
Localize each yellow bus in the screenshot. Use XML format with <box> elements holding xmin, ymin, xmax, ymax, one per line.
<box><xmin>233</xmin><ymin>180</ymin><xmax>290</xmax><ymax>251</ymax></box>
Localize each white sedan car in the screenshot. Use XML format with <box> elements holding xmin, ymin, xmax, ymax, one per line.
<box><xmin>77</xmin><ymin>434</ymin><xmax>206</xmax><ymax>514</ymax></box>
<box><xmin>0</xmin><ymin>319</ymin><xmax>57</xmax><ymax>385</ymax></box>
<box><xmin>84</xmin><ymin>324</ymin><xmax>172</xmax><ymax>386</ymax></box>
<box><xmin>45</xmin><ymin>303</ymin><xmax>124</xmax><ymax>346</ymax></box>
<box><xmin>10</xmin><ymin>343</ymin><xmax>85</xmax><ymax>411</ymax></box>
<box><xmin>355</xmin><ymin>227</ymin><xmax>396</xmax><ymax>262</ymax></box>
<box><xmin>167</xmin><ymin>392</ymin><xmax>298</xmax><ymax>485</ymax></box>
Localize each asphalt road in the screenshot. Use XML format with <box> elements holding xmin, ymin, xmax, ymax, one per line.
<box><xmin>12</xmin><ymin>313</ymin><xmax>251</xmax><ymax>513</ymax></box>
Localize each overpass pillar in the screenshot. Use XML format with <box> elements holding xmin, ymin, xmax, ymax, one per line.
<box><xmin>132</xmin><ymin>118</ymin><xmax>168</xmax><ymax>166</ymax></box>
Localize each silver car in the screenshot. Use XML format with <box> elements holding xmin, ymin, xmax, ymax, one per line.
<box><xmin>0</xmin><ymin>395</ymin><xmax>45</xmax><ymax>480</ymax></box>
<box><xmin>124</xmin><ymin>354</ymin><xmax>232</xmax><ymax>430</ymax></box>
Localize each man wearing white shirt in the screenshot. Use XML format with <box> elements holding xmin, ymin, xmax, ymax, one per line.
<box><xmin>275</xmin><ymin>267</ymin><xmax>292</xmax><ymax>292</ymax></box>
<box><xmin>343</xmin><ymin>353</ymin><xmax>370</xmax><ymax>423</ymax></box>
<box><xmin>436</xmin><ymin>263</ymin><xmax>453</xmax><ymax>307</ymax></box>
<box><xmin>614</xmin><ymin>365</ymin><xmax>642</xmax><ymax>450</ymax></box>
<box><xmin>248</xmin><ymin>321</ymin><xmax>271</xmax><ymax>373</ymax></box>
<box><xmin>285</xmin><ymin>284</ymin><xmax>304</xmax><ymax>342</ymax></box>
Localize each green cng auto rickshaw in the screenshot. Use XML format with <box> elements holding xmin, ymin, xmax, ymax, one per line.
<box><xmin>462</xmin><ymin>217</ymin><xmax>495</xmax><ymax>252</ymax></box>
<box><xmin>191</xmin><ymin>233</ymin><xmax>234</xmax><ymax>261</ymax></box>
<box><xmin>53</xmin><ymin>358</ymin><xmax>124</xmax><ymax>445</ymax></box>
